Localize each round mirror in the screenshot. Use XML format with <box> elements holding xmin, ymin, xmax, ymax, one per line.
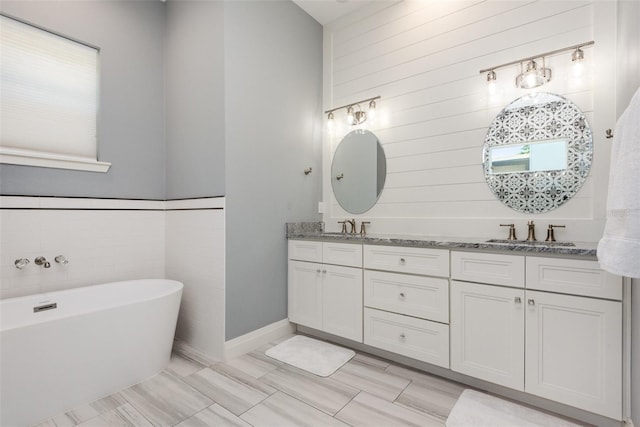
<box><xmin>483</xmin><ymin>92</ymin><xmax>592</xmax><ymax>213</ymax></box>
<box><xmin>331</xmin><ymin>129</ymin><xmax>386</xmax><ymax>214</ymax></box>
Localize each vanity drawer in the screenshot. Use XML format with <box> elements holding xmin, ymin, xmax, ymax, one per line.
<box><xmin>364</xmin><ymin>270</ymin><xmax>448</xmax><ymax>323</ymax></box>
<box><xmin>288</xmin><ymin>240</ymin><xmax>322</xmax><ymax>263</ymax></box>
<box><xmin>451</xmin><ymin>251</ymin><xmax>524</xmax><ymax>287</ymax></box>
<box><xmin>526</xmin><ymin>256</ymin><xmax>622</xmax><ymax>300</ymax></box>
<box><xmin>364</xmin><ymin>308</ymin><xmax>449</xmax><ymax>368</ymax></box>
<box><xmin>323</xmin><ymin>241</ymin><xmax>362</xmax><ymax>268</ymax></box>
<box><xmin>364</xmin><ymin>245</ymin><xmax>449</xmax><ymax>277</ymax></box>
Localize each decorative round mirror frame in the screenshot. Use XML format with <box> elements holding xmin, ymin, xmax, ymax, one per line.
<box><xmin>483</xmin><ymin>92</ymin><xmax>593</xmax><ymax>213</ymax></box>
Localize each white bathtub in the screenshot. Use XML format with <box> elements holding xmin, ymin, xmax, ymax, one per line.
<box><xmin>0</xmin><ymin>279</ymin><xmax>183</xmax><ymax>426</ymax></box>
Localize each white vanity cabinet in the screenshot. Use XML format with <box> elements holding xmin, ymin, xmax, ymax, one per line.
<box><xmin>450</xmin><ymin>280</ymin><xmax>525</xmax><ymax>390</ymax></box>
<box><xmin>450</xmin><ymin>251</ymin><xmax>623</xmax><ymax>420</ymax></box>
<box><xmin>288</xmin><ymin>240</ymin><xmax>363</xmax><ymax>342</ymax></box>
<box><xmin>363</xmin><ymin>245</ymin><xmax>450</xmax><ymax>368</ymax></box>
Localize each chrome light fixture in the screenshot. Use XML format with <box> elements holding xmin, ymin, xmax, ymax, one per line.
<box><xmin>479</xmin><ymin>41</ymin><xmax>593</xmax><ymax>91</ymax></box>
<box><xmin>515</xmin><ymin>58</ymin><xmax>551</xmax><ymax>89</ymax></box>
<box><xmin>325</xmin><ymin>96</ymin><xmax>381</xmax><ymax>128</ymax></box>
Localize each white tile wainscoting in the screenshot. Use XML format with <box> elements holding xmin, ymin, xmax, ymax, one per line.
<box><xmin>0</xmin><ymin>196</ymin><xmax>226</xmax><ymax>359</ymax></box>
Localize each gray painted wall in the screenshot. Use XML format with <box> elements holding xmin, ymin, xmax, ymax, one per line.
<box><xmin>224</xmin><ymin>0</ymin><xmax>323</xmax><ymax>340</ymax></box>
<box><xmin>165</xmin><ymin>0</ymin><xmax>225</xmax><ymax>200</ymax></box>
<box><xmin>0</xmin><ymin>1</ymin><xmax>166</xmax><ymax>199</ymax></box>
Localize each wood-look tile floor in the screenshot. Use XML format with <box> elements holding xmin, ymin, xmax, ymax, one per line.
<box><xmin>34</xmin><ymin>334</ymin><xmax>467</xmax><ymax>427</ymax></box>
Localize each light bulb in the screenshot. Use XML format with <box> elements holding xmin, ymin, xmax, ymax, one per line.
<box><xmin>571</xmin><ymin>48</ymin><xmax>585</xmax><ymax>78</ymax></box>
<box><xmin>486</xmin><ymin>70</ymin><xmax>497</xmax><ymax>96</ymax></box>
<box><xmin>327</xmin><ymin>111</ymin><xmax>334</xmax><ymax>129</ymax></box>
<box><xmin>346</xmin><ymin>106</ymin><xmax>354</xmax><ymax>125</ymax></box>
<box><xmin>368</xmin><ymin>99</ymin><xmax>377</xmax><ymax>121</ymax></box>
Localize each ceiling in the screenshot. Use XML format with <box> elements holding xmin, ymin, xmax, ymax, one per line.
<box><xmin>292</xmin><ymin>0</ymin><xmax>379</xmax><ymax>26</ymax></box>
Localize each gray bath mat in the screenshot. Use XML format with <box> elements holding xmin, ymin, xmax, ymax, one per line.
<box><xmin>265</xmin><ymin>335</ymin><xmax>355</xmax><ymax>377</ymax></box>
<box><xmin>446</xmin><ymin>389</ymin><xmax>582</xmax><ymax>427</ymax></box>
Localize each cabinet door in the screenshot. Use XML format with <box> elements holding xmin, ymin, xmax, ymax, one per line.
<box><xmin>323</xmin><ymin>264</ymin><xmax>363</xmax><ymax>342</ymax></box>
<box><xmin>288</xmin><ymin>260</ymin><xmax>322</xmax><ymax>330</ymax></box>
<box><xmin>450</xmin><ymin>281</ymin><xmax>525</xmax><ymax>391</ymax></box>
<box><xmin>525</xmin><ymin>291</ymin><xmax>622</xmax><ymax>420</ymax></box>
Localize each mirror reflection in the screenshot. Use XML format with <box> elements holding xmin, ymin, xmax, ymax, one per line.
<box><xmin>483</xmin><ymin>92</ymin><xmax>592</xmax><ymax>213</ymax></box>
<box><xmin>489</xmin><ymin>139</ymin><xmax>568</xmax><ymax>174</ymax></box>
<box><xmin>331</xmin><ymin>129</ymin><xmax>386</xmax><ymax>214</ymax></box>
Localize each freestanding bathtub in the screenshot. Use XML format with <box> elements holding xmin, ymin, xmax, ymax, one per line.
<box><xmin>1</xmin><ymin>279</ymin><xmax>183</xmax><ymax>426</ymax></box>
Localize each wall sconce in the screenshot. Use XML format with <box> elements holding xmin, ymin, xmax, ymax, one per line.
<box><xmin>325</xmin><ymin>96</ymin><xmax>381</xmax><ymax>128</ymax></box>
<box><xmin>479</xmin><ymin>41</ymin><xmax>594</xmax><ymax>90</ymax></box>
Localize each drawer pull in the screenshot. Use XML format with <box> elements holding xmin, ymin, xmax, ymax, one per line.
<box><xmin>528</xmin><ymin>299</ymin><xmax>535</xmax><ymax>306</ymax></box>
<box><xmin>514</xmin><ymin>297</ymin><xmax>521</xmax><ymax>304</ymax></box>
<box><xmin>399</xmin><ymin>292</ymin><xmax>406</xmax><ymax>299</ymax></box>
<box><xmin>399</xmin><ymin>333</ymin><xmax>406</xmax><ymax>340</ymax></box>
<box><xmin>399</xmin><ymin>258</ymin><xmax>406</xmax><ymax>265</ymax></box>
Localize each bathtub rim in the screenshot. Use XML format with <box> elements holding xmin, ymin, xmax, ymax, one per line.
<box><xmin>0</xmin><ymin>278</ymin><xmax>183</xmax><ymax>332</ymax></box>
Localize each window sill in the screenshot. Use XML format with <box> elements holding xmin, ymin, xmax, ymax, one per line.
<box><xmin>0</xmin><ymin>147</ymin><xmax>111</xmax><ymax>173</ymax></box>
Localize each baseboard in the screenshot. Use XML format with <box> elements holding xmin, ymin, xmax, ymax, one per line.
<box><xmin>223</xmin><ymin>319</ymin><xmax>295</xmax><ymax>361</ymax></box>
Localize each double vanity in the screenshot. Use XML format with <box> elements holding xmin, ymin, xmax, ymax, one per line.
<box><xmin>287</xmin><ymin>225</ymin><xmax>626</xmax><ymax>422</ymax></box>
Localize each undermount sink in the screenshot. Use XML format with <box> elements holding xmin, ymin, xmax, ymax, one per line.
<box><xmin>486</xmin><ymin>239</ymin><xmax>575</xmax><ymax>247</ymax></box>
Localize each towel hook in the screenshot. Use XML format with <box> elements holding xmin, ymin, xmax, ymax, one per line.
<box><xmin>606</xmin><ymin>129</ymin><xmax>613</xmax><ymax>139</ymax></box>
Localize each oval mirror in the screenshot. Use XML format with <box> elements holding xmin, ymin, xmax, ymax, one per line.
<box><xmin>331</xmin><ymin>129</ymin><xmax>386</xmax><ymax>214</ymax></box>
<box><xmin>483</xmin><ymin>92</ymin><xmax>592</xmax><ymax>213</ymax></box>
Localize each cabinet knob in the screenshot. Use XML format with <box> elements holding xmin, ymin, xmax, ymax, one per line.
<box><xmin>399</xmin><ymin>258</ymin><xmax>406</xmax><ymax>265</ymax></box>
<box><xmin>316</xmin><ymin>269</ymin><xmax>321</xmax><ymax>273</ymax></box>
<box><xmin>528</xmin><ymin>299</ymin><xmax>535</xmax><ymax>306</ymax></box>
<box><xmin>399</xmin><ymin>333</ymin><xmax>406</xmax><ymax>340</ymax></box>
<box><xmin>322</xmin><ymin>269</ymin><xmax>327</xmax><ymax>274</ymax></box>
<box><xmin>514</xmin><ymin>297</ymin><xmax>521</xmax><ymax>304</ymax></box>
<box><xmin>399</xmin><ymin>292</ymin><xmax>406</xmax><ymax>299</ymax></box>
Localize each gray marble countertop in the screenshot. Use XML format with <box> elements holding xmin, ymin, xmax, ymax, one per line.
<box><xmin>286</xmin><ymin>224</ymin><xmax>598</xmax><ymax>259</ymax></box>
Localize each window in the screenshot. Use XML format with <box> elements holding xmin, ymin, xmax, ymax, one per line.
<box><xmin>0</xmin><ymin>14</ymin><xmax>110</xmax><ymax>172</ymax></box>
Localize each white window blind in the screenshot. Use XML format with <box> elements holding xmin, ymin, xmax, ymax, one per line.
<box><xmin>0</xmin><ymin>15</ymin><xmax>109</xmax><ymax>172</ymax></box>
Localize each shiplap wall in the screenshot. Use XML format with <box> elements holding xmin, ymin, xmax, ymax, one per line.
<box><xmin>323</xmin><ymin>0</ymin><xmax>616</xmax><ymax>241</ymax></box>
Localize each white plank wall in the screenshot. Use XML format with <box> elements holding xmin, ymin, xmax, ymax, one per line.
<box><xmin>323</xmin><ymin>0</ymin><xmax>616</xmax><ymax>241</ymax></box>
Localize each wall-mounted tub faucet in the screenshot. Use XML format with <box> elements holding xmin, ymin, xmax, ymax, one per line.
<box><xmin>55</xmin><ymin>255</ymin><xmax>69</xmax><ymax>265</ymax></box>
<box><xmin>14</xmin><ymin>258</ymin><xmax>30</xmax><ymax>269</ymax></box>
<box><xmin>35</xmin><ymin>256</ymin><xmax>51</xmax><ymax>268</ymax></box>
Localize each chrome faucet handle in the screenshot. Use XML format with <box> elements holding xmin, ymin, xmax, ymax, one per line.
<box><xmin>14</xmin><ymin>258</ymin><xmax>30</xmax><ymax>269</ymax></box>
<box><xmin>545</xmin><ymin>224</ymin><xmax>566</xmax><ymax>242</ymax></box>
<box><xmin>35</xmin><ymin>256</ymin><xmax>51</xmax><ymax>268</ymax></box>
<box><xmin>526</xmin><ymin>220</ymin><xmax>536</xmax><ymax>242</ymax></box>
<box><xmin>337</xmin><ymin>221</ymin><xmax>347</xmax><ymax>234</ymax></box>
<box><xmin>499</xmin><ymin>224</ymin><xmax>517</xmax><ymax>240</ymax></box>
<box><xmin>360</xmin><ymin>221</ymin><xmax>371</xmax><ymax>236</ymax></box>
<box><xmin>55</xmin><ymin>255</ymin><xmax>69</xmax><ymax>265</ymax></box>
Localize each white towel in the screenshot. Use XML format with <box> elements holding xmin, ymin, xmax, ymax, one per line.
<box><xmin>597</xmin><ymin>87</ymin><xmax>640</xmax><ymax>278</ymax></box>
